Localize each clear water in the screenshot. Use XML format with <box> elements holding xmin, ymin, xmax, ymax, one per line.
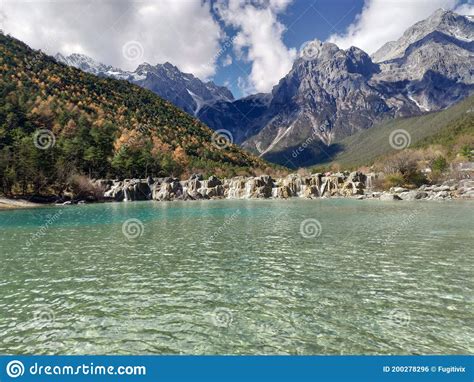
<box><xmin>0</xmin><ymin>199</ymin><xmax>472</xmax><ymax>355</ymax></box>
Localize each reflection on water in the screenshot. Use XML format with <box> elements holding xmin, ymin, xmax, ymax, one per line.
<box><xmin>0</xmin><ymin>199</ymin><xmax>472</xmax><ymax>354</ymax></box>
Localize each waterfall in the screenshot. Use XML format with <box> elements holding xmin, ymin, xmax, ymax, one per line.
<box><xmin>244</xmin><ymin>180</ymin><xmax>253</xmax><ymax>199</ymax></box>
<box><xmin>124</xmin><ymin>188</ymin><xmax>131</xmax><ymax>201</ymax></box>
<box><xmin>366</xmin><ymin>173</ymin><xmax>375</xmax><ymax>191</ymax></box>
<box><xmin>298</xmin><ymin>184</ymin><xmax>307</xmax><ymax>197</ymax></box>
<box><xmin>226</xmin><ymin>179</ymin><xmax>242</xmax><ymax>199</ymax></box>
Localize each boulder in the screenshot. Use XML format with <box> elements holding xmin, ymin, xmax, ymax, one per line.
<box><xmin>207</xmin><ymin>175</ymin><xmax>222</xmax><ymax>188</ymax></box>
<box><xmin>123</xmin><ymin>179</ymin><xmax>151</xmax><ymax>201</ymax></box>
<box><xmin>104</xmin><ymin>181</ymin><xmax>125</xmax><ymax>201</ymax></box>
<box><xmin>392</xmin><ymin>187</ymin><xmax>409</xmax><ymax>193</ymax></box>
<box><xmin>245</xmin><ymin>176</ymin><xmax>273</xmax><ymax>198</ymax></box>
<box><xmin>347</xmin><ymin>171</ymin><xmax>366</xmax><ymax>184</ymax></box>
<box><xmin>274</xmin><ymin>186</ymin><xmax>291</xmax><ymax>198</ymax></box>
<box><xmin>399</xmin><ymin>191</ymin><xmax>428</xmax><ymax>200</ymax></box>
<box><xmin>94</xmin><ymin>179</ymin><xmax>113</xmax><ymax>190</ymax></box>
<box><xmin>460</xmin><ymin>190</ymin><xmax>474</xmax><ymax>199</ymax></box>
<box><xmin>303</xmin><ymin>185</ymin><xmax>319</xmax><ymax>198</ymax></box>
<box><xmin>433</xmin><ymin>185</ymin><xmax>451</xmax><ymax>192</ymax></box>
<box><xmin>309</xmin><ymin>173</ymin><xmax>323</xmax><ymax>188</ymax></box>
<box><xmin>415</xmin><ymin>191</ymin><xmax>429</xmax><ymax>199</ymax></box>
<box><xmin>225</xmin><ymin>177</ymin><xmax>247</xmax><ymax>199</ymax></box>
<box><xmin>433</xmin><ymin>191</ymin><xmax>450</xmax><ymax>199</ymax></box>
<box><xmin>153</xmin><ymin>178</ymin><xmax>183</xmax><ymax>201</ymax></box>
<box><xmin>184</xmin><ymin>178</ymin><xmax>204</xmax><ymax>200</ymax></box>
<box><xmin>207</xmin><ymin>185</ymin><xmax>225</xmax><ymax>198</ymax></box>
<box><xmin>380</xmin><ymin>193</ymin><xmax>402</xmax><ymax>201</ymax></box>
<box><xmin>190</xmin><ymin>173</ymin><xmax>204</xmax><ymax>181</ymax></box>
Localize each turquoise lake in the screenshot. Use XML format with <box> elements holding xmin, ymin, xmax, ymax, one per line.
<box><xmin>0</xmin><ymin>199</ymin><xmax>472</xmax><ymax>354</ymax></box>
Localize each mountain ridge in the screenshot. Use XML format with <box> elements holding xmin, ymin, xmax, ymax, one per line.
<box><xmin>198</xmin><ymin>9</ymin><xmax>473</xmax><ymax>166</ymax></box>
<box><xmin>0</xmin><ymin>32</ymin><xmax>268</xmax><ymax>196</ymax></box>
<box><xmin>53</xmin><ymin>8</ymin><xmax>473</xmax><ymax>168</ymax></box>
<box><xmin>54</xmin><ymin>53</ymin><xmax>234</xmax><ymax>116</ymax></box>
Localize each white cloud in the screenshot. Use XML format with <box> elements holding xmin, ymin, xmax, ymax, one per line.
<box><xmin>222</xmin><ymin>54</ymin><xmax>233</xmax><ymax>67</ymax></box>
<box><xmin>215</xmin><ymin>0</ymin><xmax>297</xmax><ymax>94</ymax></box>
<box><xmin>1</xmin><ymin>0</ymin><xmax>223</xmax><ymax>79</ymax></box>
<box><xmin>454</xmin><ymin>1</ymin><xmax>474</xmax><ymax>15</ymax></box>
<box><xmin>328</xmin><ymin>0</ymin><xmax>469</xmax><ymax>54</ymax></box>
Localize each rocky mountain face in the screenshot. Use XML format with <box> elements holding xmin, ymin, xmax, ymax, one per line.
<box><xmin>55</xmin><ymin>54</ymin><xmax>233</xmax><ymax>115</ymax></box>
<box><xmin>372</xmin><ymin>9</ymin><xmax>473</xmax><ymax>63</ymax></box>
<box><xmin>198</xmin><ymin>9</ymin><xmax>473</xmax><ymax>167</ymax></box>
<box><xmin>372</xmin><ymin>9</ymin><xmax>473</xmax><ymax>111</ymax></box>
<box><xmin>55</xmin><ymin>9</ymin><xmax>473</xmax><ymax>168</ymax></box>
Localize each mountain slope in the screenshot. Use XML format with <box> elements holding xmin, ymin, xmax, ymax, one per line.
<box><xmin>199</xmin><ymin>41</ymin><xmax>421</xmax><ymax>165</ymax></box>
<box><xmin>0</xmin><ymin>33</ymin><xmax>267</xmax><ymax>195</ymax></box>
<box><xmin>313</xmin><ymin>94</ymin><xmax>474</xmax><ymax>169</ymax></box>
<box><xmin>372</xmin><ymin>9</ymin><xmax>473</xmax><ymax>111</ymax></box>
<box><xmin>55</xmin><ymin>53</ymin><xmax>234</xmax><ymax>116</ymax></box>
<box><xmin>372</xmin><ymin>9</ymin><xmax>473</xmax><ymax>62</ymax></box>
<box><xmin>198</xmin><ymin>9</ymin><xmax>473</xmax><ymax>167</ymax></box>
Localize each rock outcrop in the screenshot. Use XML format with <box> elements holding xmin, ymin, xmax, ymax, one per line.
<box><xmin>98</xmin><ymin>172</ymin><xmax>473</xmax><ymax>203</ymax></box>
<box><xmin>99</xmin><ymin>171</ymin><xmax>370</xmax><ymax>202</ymax></box>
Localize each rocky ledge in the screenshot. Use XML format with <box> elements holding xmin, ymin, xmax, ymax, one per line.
<box><xmin>372</xmin><ymin>179</ymin><xmax>474</xmax><ymax>201</ymax></box>
<box><xmin>94</xmin><ymin>173</ymin><xmax>474</xmax><ymax>202</ymax></box>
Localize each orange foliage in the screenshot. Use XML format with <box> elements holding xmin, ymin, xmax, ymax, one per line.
<box><xmin>172</xmin><ymin>146</ymin><xmax>189</xmax><ymax>166</ymax></box>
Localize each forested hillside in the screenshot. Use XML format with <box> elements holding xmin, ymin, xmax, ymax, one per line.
<box><xmin>314</xmin><ymin>95</ymin><xmax>474</xmax><ymax>169</ymax></box>
<box><xmin>0</xmin><ymin>33</ymin><xmax>268</xmax><ymax>196</ymax></box>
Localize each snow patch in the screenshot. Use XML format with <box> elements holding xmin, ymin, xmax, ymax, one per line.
<box><xmin>407</xmin><ymin>92</ymin><xmax>430</xmax><ymax>111</ymax></box>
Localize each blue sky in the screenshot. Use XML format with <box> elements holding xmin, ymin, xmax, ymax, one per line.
<box><xmin>213</xmin><ymin>0</ymin><xmax>366</xmax><ymax>97</ymax></box>
<box><xmin>211</xmin><ymin>0</ymin><xmax>472</xmax><ymax>98</ymax></box>
<box><xmin>2</xmin><ymin>0</ymin><xmax>473</xmax><ymax>99</ymax></box>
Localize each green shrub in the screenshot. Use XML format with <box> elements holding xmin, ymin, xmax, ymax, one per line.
<box><xmin>431</xmin><ymin>155</ymin><xmax>448</xmax><ymax>173</ymax></box>
<box><xmin>383</xmin><ymin>173</ymin><xmax>405</xmax><ymax>189</ymax></box>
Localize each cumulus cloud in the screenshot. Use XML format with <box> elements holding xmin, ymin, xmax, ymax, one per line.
<box><xmin>1</xmin><ymin>0</ymin><xmax>223</xmax><ymax>79</ymax></box>
<box><xmin>222</xmin><ymin>54</ymin><xmax>233</xmax><ymax>67</ymax></box>
<box><xmin>328</xmin><ymin>0</ymin><xmax>469</xmax><ymax>54</ymax></box>
<box><xmin>215</xmin><ymin>0</ymin><xmax>297</xmax><ymax>94</ymax></box>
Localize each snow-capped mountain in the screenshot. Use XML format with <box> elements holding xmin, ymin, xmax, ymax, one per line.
<box><xmin>198</xmin><ymin>9</ymin><xmax>473</xmax><ymax>166</ymax></box>
<box><xmin>372</xmin><ymin>8</ymin><xmax>473</xmax><ymax>62</ymax></box>
<box><xmin>54</xmin><ymin>54</ymin><xmax>233</xmax><ymax>115</ymax></box>
<box><xmin>131</xmin><ymin>62</ymin><xmax>234</xmax><ymax>116</ymax></box>
<box><xmin>54</xmin><ymin>53</ymin><xmax>132</xmax><ymax>80</ymax></box>
<box><xmin>199</xmin><ymin>42</ymin><xmax>419</xmax><ymax>162</ymax></box>
<box><xmin>55</xmin><ymin>9</ymin><xmax>473</xmax><ymax>168</ymax></box>
<box><xmin>372</xmin><ymin>9</ymin><xmax>473</xmax><ymax>111</ymax></box>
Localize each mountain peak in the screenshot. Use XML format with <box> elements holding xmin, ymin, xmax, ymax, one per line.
<box><xmin>298</xmin><ymin>40</ymin><xmax>340</xmax><ymax>61</ymax></box>
<box><xmin>294</xmin><ymin>40</ymin><xmax>378</xmax><ymax>78</ymax></box>
<box><xmin>431</xmin><ymin>8</ymin><xmax>449</xmax><ymax>16</ymax></box>
<box><xmin>55</xmin><ymin>52</ymin><xmax>234</xmax><ymax>115</ymax></box>
<box><xmin>162</xmin><ymin>61</ymin><xmax>180</xmax><ymax>71</ymax></box>
<box><xmin>135</xmin><ymin>62</ymin><xmax>153</xmax><ymax>72</ymax></box>
<box><xmin>372</xmin><ymin>8</ymin><xmax>473</xmax><ymax>63</ymax></box>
